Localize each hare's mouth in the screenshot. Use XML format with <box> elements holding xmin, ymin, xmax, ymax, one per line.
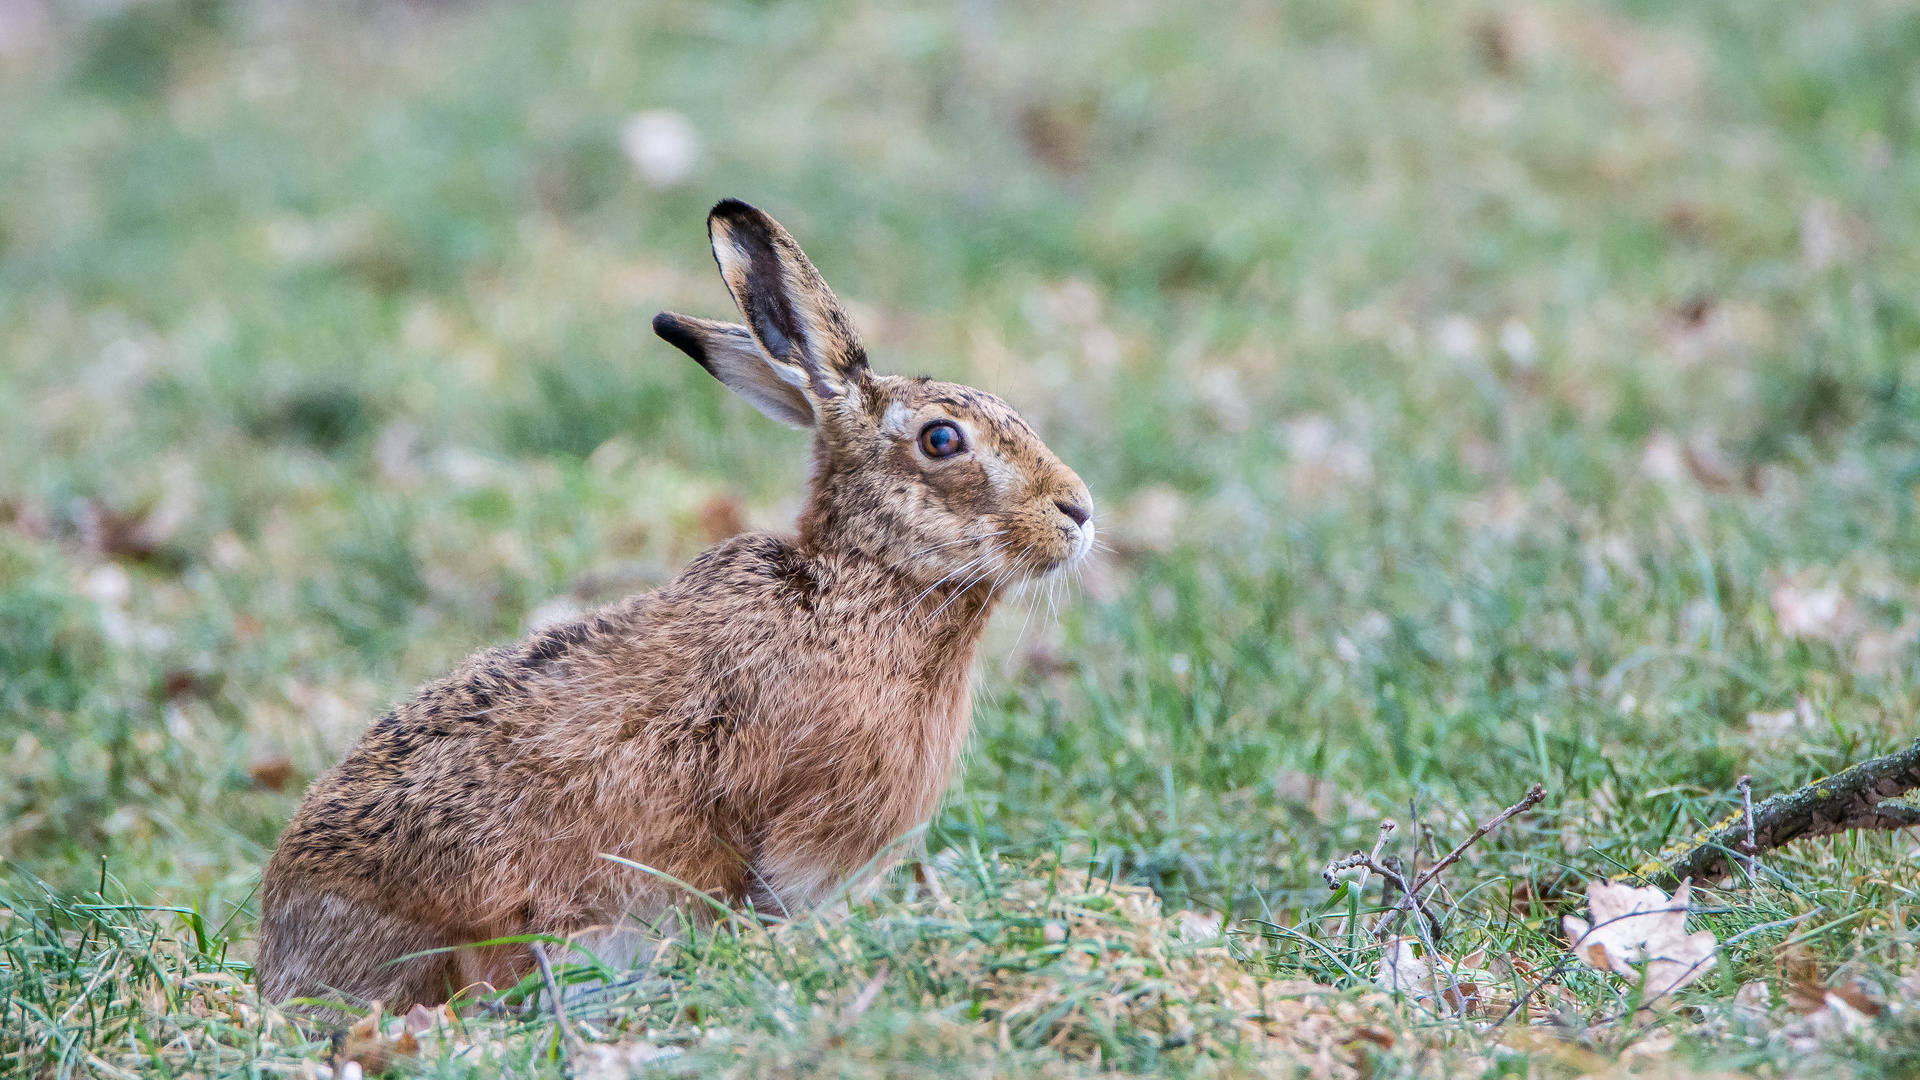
<box><xmin>1019</xmin><ymin>520</ymin><xmax>1095</xmax><ymax>579</ymax></box>
<box><xmin>1069</xmin><ymin>519</ymin><xmax>1096</xmax><ymax>564</ymax></box>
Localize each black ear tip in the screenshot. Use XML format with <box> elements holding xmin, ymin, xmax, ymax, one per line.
<box><xmin>707</xmin><ymin>198</ymin><xmax>772</xmax><ymax>233</ymax></box>
<box><xmin>652</xmin><ymin>311</ymin><xmax>709</xmax><ymax>367</ymax></box>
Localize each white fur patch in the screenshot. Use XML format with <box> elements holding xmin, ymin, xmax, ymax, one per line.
<box><xmin>752</xmin><ymin>853</ymin><xmax>845</xmax><ymax>914</ymax></box>
<box><xmin>568</xmin><ymin>925</ymin><xmax>656</xmax><ymax>974</ymax></box>
<box><xmin>881</xmin><ymin>401</ymin><xmax>916</xmax><ymax>437</ymax></box>
<box><xmin>977</xmin><ymin>444</ymin><xmax>1019</xmax><ymax>493</ymax></box>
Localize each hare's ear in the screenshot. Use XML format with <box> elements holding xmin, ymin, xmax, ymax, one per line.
<box><xmin>653</xmin><ymin>312</ymin><xmax>815</xmax><ymax>428</ymax></box>
<box><xmin>706</xmin><ymin>199</ymin><xmax>869</xmax><ymax>405</ymax></box>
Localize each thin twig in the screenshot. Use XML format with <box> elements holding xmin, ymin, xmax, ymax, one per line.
<box><xmin>1737</xmin><ymin>775</ymin><xmax>1758</xmax><ymax>883</ymax></box>
<box><xmin>1721</xmin><ymin>906</ymin><xmax>1821</xmax><ymax>947</ymax></box>
<box><xmin>1322</xmin><ymin>852</ymin><xmax>1414</xmax><ymax>917</ymax></box>
<box><xmin>1396</xmin><ymin>798</ymin><xmax>1463</xmax><ymax>1011</ymax></box>
<box><xmin>1495</xmin><ymin>954</ymin><xmax>1575</xmax><ymax>1026</ymax></box>
<box><xmin>1605</xmin><ymin>946</ymin><xmax>1723</xmax><ymax>1026</ymax></box>
<box><xmin>1419</xmin><ymin>820</ymin><xmax>1459</xmax><ymax>910</ymax></box>
<box><xmin>530</xmin><ymin>943</ymin><xmax>581</xmax><ymax>1067</ymax></box>
<box><xmin>1496</xmin><ymin>864</ymin><xmax>1781</xmax><ymax>1029</ymax></box>
<box><xmin>1407</xmin><ymin>797</ymin><xmax>1422</xmax><ymax>888</ymax></box>
<box><xmin>1410</xmin><ymin>786</ymin><xmax>1546</xmax><ymax>896</ymax></box>
<box><xmin>841</xmin><ymin>962</ymin><xmax>891</xmax><ymax>1026</ymax></box>
<box><xmin>1389</xmin><ymin>854</ymin><xmax>1466</xmax><ymax>1016</ymax></box>
<box><xmin>1323</xmin><ymin>826</ymin><xmax>1408</xmax><ymax>946</ymax></box>
<box><xmin>1375</xmin><ymin>854</ymin><xmax>1443</xmax><ymax>943</ymax></box>
<box><xmin>1375</xmin><ymin>784</ymin><xmax>1545</xmax><ymax>941</ymax></box>
<box><xmin>1326</xmin><ymin>844</ymin><xmax>1467</xmax><ymax>1016</ymax></box>
<box><xmin>1322</xmin><ymin>820</ymin><xmax>1396</xmax><ymax>892</ymax></box>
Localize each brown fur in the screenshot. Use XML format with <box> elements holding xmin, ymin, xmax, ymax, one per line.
<box><xmin>255</xmin><ymin>200</ymin><xmax>1094</xmax><ymax>1011</ymax></box>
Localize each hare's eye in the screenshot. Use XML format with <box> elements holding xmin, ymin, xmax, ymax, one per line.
<box><xmin>918</xmin><ymin>421</ymin><xmax>966</xmax><ymax>458</ymax></box>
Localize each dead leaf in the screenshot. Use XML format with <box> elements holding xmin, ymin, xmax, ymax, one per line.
<box><xmin>1781</xmin><ymin>946</ymin><xmax>1827</xmax><ymax>1015</ymax></box>
<box><xmin>578</xmin><ymin>1041</ymin><xmax>681</xmax><ymax>1079</ymax></box>
<box><xmin>1175</xmin><ymin>910</ymin><xmax>1224</xmax><ymax>943</ymax></box>
<box><xmin>1376</xmin><ymin>937</ymin><xmax>1431</xmax><ymax>994</ymax></box>
<box><xmin>1733</xmin><ymin>978</ymin><xmax>1772</xmax><ymax>1022</ymax></box>
<box><xmin>1782</xmin><ymin>987</ymin><xmax>1878</xmax><ymax>1053</ymax></box>
<box><xmin>332</xmin><ymin>1001</ymin><xmax>417</xmax><ymax>1075</ymax></box>
<box><xmin>1829</xmin><ymin>980</ymin><xmax>1882</xmax><ymax>1018</ymax></box>
<box><xmin>1748</xmin><ymin>695</ymin><xmax>1817</xmax><ymax>741</ymax></box>
<box><xmin>1019</xmin><ymin>96</ymin><xmax>1098</xmax><ymax>178</ymax></box>
<box><xmin>698</xmin><ymin>494</ymin><xmax>745</xmax><ymax>542</ymax></box>
<box><xmin>403</xmin><ymin>1003</ymin><xmax>437</xmax><ymax>1034</ymax></box>
<box><xmin>1375</xmin><ymin>938</ymin><xmax>1480</xmax><ymax>1015</ymax></box>
<box><xmin>1771</xmin><ymin>578</ymin><xmax>1859</xmax><ymax>643</ymax></box>
<box><xmin>1346</xmin><ymin>1026</ymin><xmax>1395</xmax><ymax>1049</ymax></box>
<box><xmin>1855</xmin><ymin>619</ymin><xmax>1919</xmax><ymax>677</ymax></box>
<box><xmin>71</xmin><ymin>464</ymin><xmax>197</xmax><ymax>562</ymax></box>
<box><xmin>1562</xmin><ymin>879</ymin><xmax>1716</xmax><ymax>1006</ymax></box>
<box><xmin>83</xmin><ymin>501</ymin><xmax>166</xmax><ymax>561</ymax></box>
<box><xmin>1440</xmin><ymin>980</ymin><xmax>1480</xmax><ymax>1016</ymax></box>
<box><xmin>248</xmin><ymin>757</ymin><xmax>295</xmax><ymax>792</ymax></box>
<box><xmin>1681</xmin><ymin>434</ymin><xmax>1738</xmax><ymax>492</ymax></box>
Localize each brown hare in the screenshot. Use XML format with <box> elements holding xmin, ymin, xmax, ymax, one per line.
<box><xmin>255</xmin><ymin>199</ymin><xmax>1095</xmax><ymax>1011</ymax></box>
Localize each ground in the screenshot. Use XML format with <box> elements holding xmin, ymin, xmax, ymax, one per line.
<box><xmin>4</xmin><ymin>0</ymin><xmax>1920</xmax><ymax>1076</ymax></box>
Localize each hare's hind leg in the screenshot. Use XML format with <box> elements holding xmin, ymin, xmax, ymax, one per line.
<box><xmin>258</xmin><ymin>889</ymin><xmax>460</xmax><ymax>1011</ymax></box>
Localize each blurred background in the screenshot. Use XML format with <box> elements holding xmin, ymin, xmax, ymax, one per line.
<box><xmin>1</xmin><ymin>0</ymin><xmax>1917</xmax><ymax>940</ymax></box>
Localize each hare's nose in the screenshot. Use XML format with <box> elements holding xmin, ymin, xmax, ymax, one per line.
<box><xmin>1054</xmin><ymin>500</ymin><xmax>1090</xmax><ymax>527</ymax></box>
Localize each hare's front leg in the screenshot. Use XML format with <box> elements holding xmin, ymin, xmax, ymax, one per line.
<box><xmin>745</xmin><ymin>832</ymin><xmax>908</xmax><ymax>921</ymax></box>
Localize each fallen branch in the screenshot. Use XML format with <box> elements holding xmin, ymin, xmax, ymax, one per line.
<box><xmin>1642</xmin><ymin>739</ymin><xmax>1920</xmax><ymax>889</ymax></box>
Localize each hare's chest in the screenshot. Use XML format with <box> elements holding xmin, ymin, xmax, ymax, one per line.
<box><xmin>917</xmin><ymin>675</ymin><xmax>974</xmax><ymax>777</ymax></box>
<box><xmin>746</xmin><ymin>680</ymin><xmax>972</xmax><ymax>913</ymax></box>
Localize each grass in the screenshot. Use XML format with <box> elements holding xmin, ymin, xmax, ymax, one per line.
<box><xmin>4</xmin><ymin>0</ymin><xmax>1920</xmax><ymax>1074</ymax></box>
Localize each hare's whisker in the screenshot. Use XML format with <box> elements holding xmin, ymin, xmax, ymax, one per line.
<box><xmin>896</xmin><ymin>552</ymin><xmax>995</xmax><ymax>620</ymax></box>
<box><xmin>925</xmin><ymin>562</ymin><xmax>1004</xmax><ymax>625</ymax></box>
<box><xmin>1002</xmin><ymin>577</ymin><xmax>1042</xmax><ymax>669</ymax></box>
<box><xmin>905</xmin><ymin>530</ymin><xmax>1007</xmax><ymax>562</ymax></box>
<box><xmin>923</xmin><ymin>572</ymin><xmax>988</xmax><ymax>626</ymax></box>
<box><xmin>903</xmin><ymin>554</ymin><xmax>990</xmax><ymax>608</ymax></box>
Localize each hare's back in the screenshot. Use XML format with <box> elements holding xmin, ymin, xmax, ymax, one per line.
<box><xmin>265</xmin><ymin>602</ymin><xmax>656</xmax><ymax>893</ymax></box>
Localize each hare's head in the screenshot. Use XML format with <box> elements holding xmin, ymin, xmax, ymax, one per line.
<box><xmin>654</xmin><ymin>199</ymin><xmax>1093</xmax><ymax>589</ymax></box>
